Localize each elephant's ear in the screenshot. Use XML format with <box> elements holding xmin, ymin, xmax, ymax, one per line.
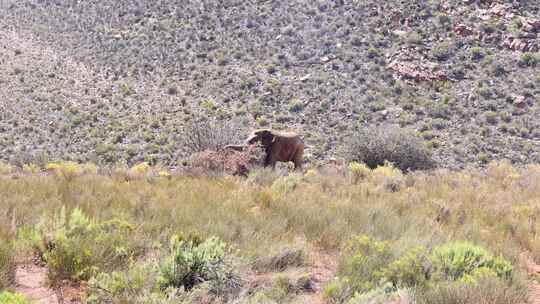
<box><xmin>263</xmin><ymin>130</ymin><xmax>276</xmax><ymax>143</ymax></box>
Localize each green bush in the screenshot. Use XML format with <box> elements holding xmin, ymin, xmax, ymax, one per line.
<box><xmin>0</xmin><ymin>292</ymin><xmax>30</xmax><ymax>304</ymax></box>
<box><xmin>431</xmin><ymin>42</ymin><xmax>451</xmax><ymax>61</ymax></box>
<box><xmin>324</xmin><ymin>236</ymin><xmax>410</xmax><ymax>303</ymax></box>
<box><xmin>335</xmin><ymin>236</ymin><xmax>394</xmax><ymax>295</ymax></box>
<box><xmin>288</xmin><ymin>99</ymin><xmax>304</xmax><ymax>112</ymax></box>
<box><xmin>384</xmin><ymin>246</ymin><xmax>429</xmax><ymax>288</ymax></box>
<box><xmin>346</xmin><ymin>126</ymin><xmax>435</xmax><ymax>171</ymax></box>
<box><xmin>158</xmin><ymin>235</ymin><xmax>240</xmax><ymax>295</ymax></box>
<box><xmin>519</xmin><ymin>52</ymin><xmax>539</xmax><ymax>67</ymax></box>
<box><xmin>470</xmin><ymin>47</ymin><xmax>486</xmax><ymax>61</ymax></box>
<box><xmin>87</xmin><ymin>262</ymin><xmax>159</xmax><ymax>304</ymax></box>
<box><xmin>0</xmin><ymin>238</ymin><xmax>15</xmax><ymax>290</ymax></box>
<box><xmin>327</xmin><ymin>238</ymin><xmax>517</xmax><ymax>304</ymax></box>
<box><xmin>36</xmin><ymin>207</ymin><xmax>140</xmax><ymax>283</ymax></box>
<box><xmin>430</xmin><ymin>241</ymin><xmax>513</xmax><ymax>282</ymax></box>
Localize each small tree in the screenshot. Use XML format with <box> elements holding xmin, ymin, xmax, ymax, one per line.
<box><xmin>346</xmin><ymin>126</ymin><xmax>435</xmax><ymax>171</ymax></box>
<box><xmin>182</xmin><ymin>119</ymin><xmax>242</xmax><ymax>154</ymax></box>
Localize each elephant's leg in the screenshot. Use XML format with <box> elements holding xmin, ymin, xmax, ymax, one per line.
<box><xmin>265</xmin><ymin>153</ymin><xmax>277</xmax><ymax>169</ymax></box>
<box><xmin>293</xmin><ymin>147</ymin><xmax>304</xmax><ymax>170</ymax></box>
<box><xmin>264</xmin><ymin>153</ymin><xmax>274</xmax><ymax>168</ymax></box>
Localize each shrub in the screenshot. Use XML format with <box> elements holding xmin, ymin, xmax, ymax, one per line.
<box><xmin>470</xmin><ymin>47</ymin><xmax>486</xmax><ymax>61</ymax></box>
<box><xmin>430</xmin><ymin>242</ymin><xmax>513</xmax><ymax>282</ymax></box>
<box><xmin>22</xmin><ymin>164</ymin><xmax>40</xmax><ymax>174</ymax></box>
<box><xmin>182</xmin><ymin>120</ymin><xmax>242</xmax><ymax>154</ymax></box>
<box><xmin>346</xmin><ymin>284</ymin><xmax>402</xmax><ymax>304</ymax></box>
<box><xmin>0</xmin><ymin>163</ymin><xmax>14</xmax><ymax>175</ymax></box>
<box><xmin>485</xmin><ymin>111</ymin><xmax>498</xmax><ymax>125</ymax></box>
<box><xmin>288</xmin><ymin>99</ymin><xmax>304</xmax><ymax>112</ymax></box>
<box><xmin>345</xmin><ymin>126</ymin><xmax>435</xmax><ymax>171</ymax></box>
<box><xmin>348</xmin><ymin>162</ymin><xmax>370</xmax><ymax>183</ymax></box>
<box><xmin>270</xmin><ymin>174</ymin><xmax>302</xmax><ymax>195</ymax></box>
<box><xmin>427</xmin><ymin>103</ymin><xmax>450</xmax><ymax>119</ymax></box>
<box><xmin>328</xmin><ymin>237</ymin><xmax>518</xmax><ymax>303</ymax></box>
<box><xmin>129</xmin><ymin>162</ymin><xmax>151</xmax><ymax>176</ymax></box>
<box><xmin>324</xmin><ymin>235</ymin><xmax>400</xmax><ymax>303</ymax></box>
<box><xmin>431</xmin><ymin>42</ymin><xmax>451</xmax><ymax>61</ymax></box>
<box><xmin>36</xmin><ymin>207</ymin><xmax>140</xmax><ymax>283</ymax></box>
<box><xmin>157</xmin><ymin>235</ymin><xmax>240</xmax><ymax>295</ymax></box>
<box><xmin>87</xmin><ymin>262</ymin><xmax>159</xmax><ymax>304</ymax></box>
<box><xmin>0</xmin><ymin>292</ymin><xmax>31</xmax><ymax>304</ymax></box>
<box><xmin>414</xmin><ymin>277</ymin><xmax>527</xmax><ymax>304</ymax></box>
<box><xmin>384</xmin><ymin>246</ymin><xmax>430</xmax><ymax>288</ymax></box>
<box><xmin>266</xmin><ymin>276</ymin><xmax>296</xmax><ymax>302</ymax></box>
<box><xmin>45</xmin><ymin>161</ymin><xmax>97</xmax><ymax>180</ymax></box>
<box><xmin>336</xmin><ymin>236</ymin><xmax>394</xmax><ymax>294</ymax></box>
<box><xmin>323</xmin><ymin>280</ymin><xmax>352</xmax><ymax>304</ymax></box>
<box><xmin>0</xmin><ymin>238</ymin><xmax>15</xmax><ymax>290</ymax></box>
<box><xmin>519</xmin><ymin>52</ymin><xmax>539</xmax><ymax>67</ymax></box>
<box><xmin>370</xmin><ymin>163</ymin><xmax>404</xmax><ymax>192</ymax></box>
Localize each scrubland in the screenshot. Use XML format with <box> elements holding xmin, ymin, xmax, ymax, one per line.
<box><xmin>1</xmin><ymin>161</ymin><xmax>540</xmax><ymax>303</ymax></box>
<box><xmin>1</xmin><ymin>0</ymin><xmax>539</xmax><ymax>167</ymax></box>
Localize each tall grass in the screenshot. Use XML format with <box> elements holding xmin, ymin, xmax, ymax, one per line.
<box><xmin>0</xmin><ymin>161</ymin><xmax>539</xmax><ymax>302</ymax></box>
<box><xmin>1</xmin><ymin>162</ymin><xmax>539</xmax><ymax>259</ymax></box>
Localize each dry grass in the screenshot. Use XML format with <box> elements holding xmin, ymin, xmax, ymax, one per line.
<box><xmin>0</xmin><ymin>160</ymin><xmax>539</xmax><ymax>302</ymax></box>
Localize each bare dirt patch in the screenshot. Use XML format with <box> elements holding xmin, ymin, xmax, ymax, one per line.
<box><xmin>14</xmin><ymin>264</ymin><xmax>84</xmax><ymax>304</ymax></box>
<box><xmin>521</xmin><ymin>252</ymin><xmax>540</xmax><ymax>304</ymax></box>
<box><xmin>14</xmin><ymin>264</ymin><xmax>58</xmax><ymax>304</ymax></box>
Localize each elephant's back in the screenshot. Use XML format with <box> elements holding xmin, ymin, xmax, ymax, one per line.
<box><xmin>274</xmin><ymin>136</ymin><xmax>303</xmax><ymax>160</ymax></box>
<box><xmin>276</xmin><ymin>131</ymin><xmax>299</xmax><ymax>138</ymax></box>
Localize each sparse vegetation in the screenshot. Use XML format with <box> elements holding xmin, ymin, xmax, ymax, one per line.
<box><xmin>0</xmin><ymin>161</ymin><xmax>539</xmax><ymax>302</ymax></box>
<box><xmin>1</xmin><ymin>0</ymin><xmax>540</xmax><ymax>302</ymax></box>
<box><xmin>0</xmin><ymin>0</ymin><xmax>538</xmax><ymax>168</ymax></box>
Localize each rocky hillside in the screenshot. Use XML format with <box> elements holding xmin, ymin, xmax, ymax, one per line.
<box><xmin>0</xmin><ymin>0</ymin><xmax>539</xmax><ymax>168</ymax></box>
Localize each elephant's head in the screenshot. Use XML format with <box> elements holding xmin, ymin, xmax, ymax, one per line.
<box><xmin>246</xmin><ymin>129</ymin><xmax>275</xmax><ymax>147</ymax></box>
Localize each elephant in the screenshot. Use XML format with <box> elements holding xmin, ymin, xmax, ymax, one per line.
<box><xmin>245</xmin><ymin>129</ymin><xmax>304</xmax><ymax>170</ymax></box>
